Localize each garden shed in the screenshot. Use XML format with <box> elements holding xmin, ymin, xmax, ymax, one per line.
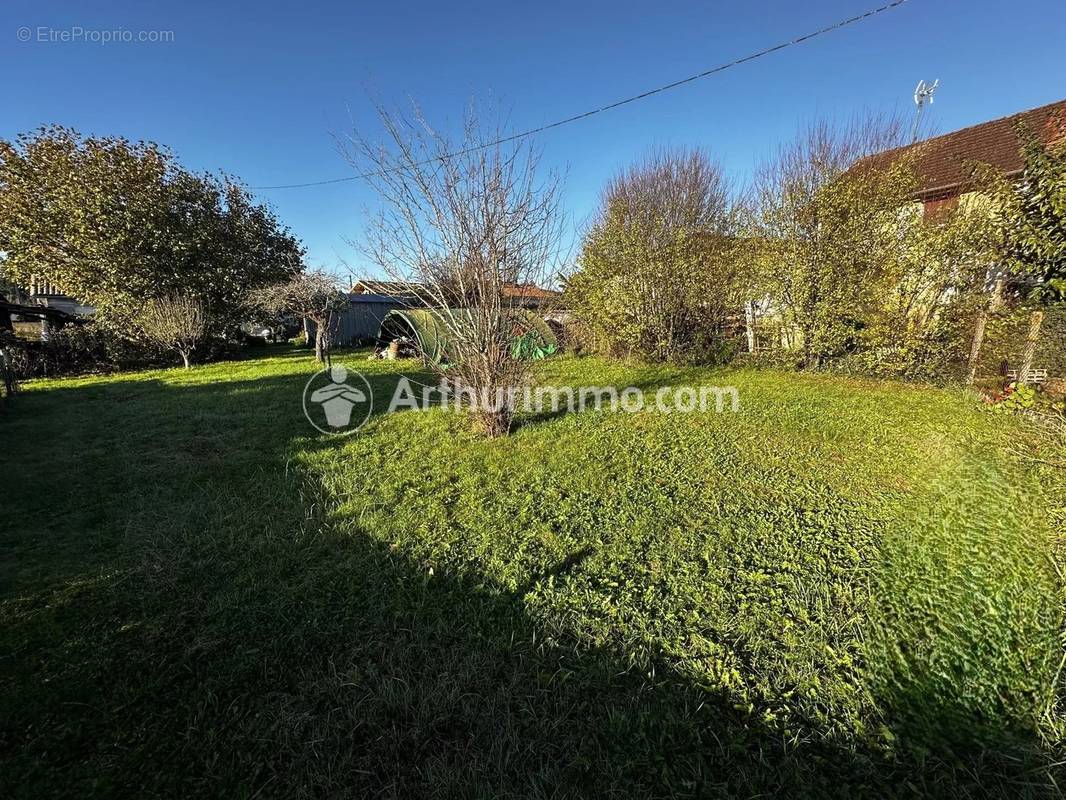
<box><xmin>327</xmin><ymin>293</ymin><xmax>419</xmax><ymax>346</ymax></box>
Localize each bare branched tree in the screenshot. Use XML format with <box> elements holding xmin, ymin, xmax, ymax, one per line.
<box><xmin>343</xmin><ymin>103</ymin><xmax>564</xmax><ymax>436</ymax></box>
<box><xmin>250</xmin><ymin>270</ymin><xmax>347</xmax><ymax>362</ymax></box>
<box><xmin>138</xmin><ymin>294</ymin><xmax>208</xmax><ymax>369</ymax></box>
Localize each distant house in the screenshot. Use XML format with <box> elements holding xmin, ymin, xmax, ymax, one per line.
<box><xmin>502</xmin><ymin>283</ymin><xmax>564</xmax><ymax>311</ymax></box>
<box><xmin>1</xmin><ymin>276</ymin><xmax>95</xmax><ymax>340</ymax></box>
<box><xmin>26</xmin><ymin>275</ymin><xmax>96</xmax><ymax>318</ymax></box>
<box><xmin>747</xmin><ymin>100</ymin><xmax>1066</xmax><ymax>358</ymax></box>
<box><xmin>853</xmin><ymin>99</ymin><xmax>1065</xmax><ymax>298</ymax></box>
<box><xmin>350</xmin><ymin>279</ymin><xmax>424</xmax><ymax>298</ymax></box>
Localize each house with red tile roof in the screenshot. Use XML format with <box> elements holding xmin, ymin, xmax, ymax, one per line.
<box><xmin>860</xmin><ymin>98</ymin><xmax>1066</xmax><ymax>215</ymax></box>
<box><xmin>752</xmin><ymin>101</ymin><xmax>1066</xmax><ymax>377</ymax></box>
<box><xmin>860</xmin><ymin>99</ymin><xmax>1066</xmax><ymax>387</ymax></box>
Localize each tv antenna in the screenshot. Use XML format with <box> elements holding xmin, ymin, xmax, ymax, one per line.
<box><xmin>912</xmin><ymin>79</ymin><xmax>939</xmax><ymax>142</ymax></box>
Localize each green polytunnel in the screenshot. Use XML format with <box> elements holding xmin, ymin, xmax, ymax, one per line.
<box><xmin>378</xmin><ymin>308</ymin><xmax>558</xmax><ymax>367</ymax></box>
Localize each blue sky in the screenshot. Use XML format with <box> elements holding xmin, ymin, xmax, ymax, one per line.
<box><xmin>3</xmin><ymin>0</ymin><xmax>1065</xmax><ymax>280</ymax></box>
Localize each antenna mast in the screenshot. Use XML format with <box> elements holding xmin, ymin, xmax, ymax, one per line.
<box><xmin>912</xmin><ymin>79</ymin><xmax>939</xmax><ymax>143</ymax></box>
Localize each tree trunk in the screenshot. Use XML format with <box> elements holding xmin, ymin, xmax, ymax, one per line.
<box><xmin>745</xmin><ymin>301</ymin><xmax>756</xmax><ymax>353</ymax></box>
<box><xmin>1015</xmin><ymin>310</ymin><xmax>1044</xmax><ymax>386</ymax></box>
<box><xmin>966</xmin><ymin>313</ymin><xmax>989</xmax><ymax>385</ymax></box>
<box><xmin>314</xmin><ymin>322</ymin><xmax>326</xmax><ymax>363</ymax></box>
<box><xmin>477</xmin><ymin>407</ymin><xmax>511</xmax><ymax>438</ymax></box>
<box><xmin>966</xmin><ymin>278</ymin><xmax>1004</xmax><ymax>385</ymax></box>
<box><xmin>181</xmin><ymin>351</ymin><xmax>191</xmax><ymax>369</ymax></box>
<box><xmin>0</xmin><ymin>346</ymin><xmax>16</xmax><ymax>399</ymax></box>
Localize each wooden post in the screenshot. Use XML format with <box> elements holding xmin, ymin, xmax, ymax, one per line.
<box><xmin>1015</xmin><ymin>309</ymin><xmax>1044</xmax><ymax>386</ymax></box>
<box><xmin>0</xmin><ymin>346</ymin><xmax>12</xmax><ymax>400</ymax></box>
<box><xmin>745</xmin><ymin>301</ymin><xmax>756</xmax><ymax>353</ymax></box>
<box><xmin>967</xmin><ymin>278</ymin><xmax>1004</xmax><ymax>385</ymax></box>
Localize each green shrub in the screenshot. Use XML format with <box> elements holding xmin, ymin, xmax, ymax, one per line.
<box><xmin>986</xmin><ymin>381</ymin><xmax>1037</xmax><ymax>414</ymax></box>
<box><xmin>980</xmin><ymin>305</ymin><xmax>1066</xmax><ymax>379</ymax></box>
<box><xmin>9</xmin><ymin>322</ymin><xmax>157</xmax><ymax>378</ymax></box>
<box><xmin>566</xmin><ymin>148</ymin><xmax>748</xmax><ymax>365</ymax></box>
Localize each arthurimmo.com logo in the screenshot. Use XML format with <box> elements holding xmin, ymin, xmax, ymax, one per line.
<box><xmin>302</xmin><ymin>364</ymin><xmax>374</xmax><ymax>435</ymax></box>
<box><xmin>301</xmin><ymin>365</ymin><xmax>739</xmax><ymax>435</ymax></box>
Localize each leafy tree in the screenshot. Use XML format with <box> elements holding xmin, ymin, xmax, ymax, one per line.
<box><xmin>0</xmin><ymin>126</ymin><xmax>304</xmax><ymax>334</ymax></box>
<box><xmin>567</xmin><ymin>147</ymin><xmax>745</xmax><ymax>363</ymax></box>
<box><xmin>959</xmin><ymin>119</ymin><xmax>1066</xmax><ymax>386</ymax></box>
<box><xmin>751</xmin><ymin>116</ymin><xmax>918</xmax><ymax>368</ymax></box>
<box><xmin>1000</xmin><ymin>117</ymin><xmax>1066</xmax><ymax>303</ymax></box>
<box><xmin>137</xmin><ymin>294</ymin><xmax>209</xmax><ymax>369</ymax></box>
<box><xmin>861</xmin><ymin>192</ymin><xmax>1000</xmax><ymax>380</ymax></box>
<box><xmin>250</xmin><ymin>270</ymin><xmax>348</xmax><ymax>362</ymax></box>
<box><xmin>991</xmin><ymin>117</ymin><xmax>1066</xmax><ymax>384</ymax></box>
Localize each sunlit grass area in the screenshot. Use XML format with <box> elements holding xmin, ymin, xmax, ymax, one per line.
<box><xmin>2</xmin><ymin>346</ymin><xmax>1063</xmax><ymax>797</ymax></box>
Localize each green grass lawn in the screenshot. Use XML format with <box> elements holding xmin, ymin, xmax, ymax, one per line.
<box><xmin>2</xmin><ymin>346</ymin><xmax>1064</xmax><ymax>798</ymax></box>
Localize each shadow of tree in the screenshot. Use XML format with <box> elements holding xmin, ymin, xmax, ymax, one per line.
<box><xmin>509</xmin><ymin>369</ymin><xmax>746</xmax><ymax>432</ymax></box>
<box><xmin>0</xmin><ymin>368</ymin><xmax>1058</xmax><ymax>798</ymax></box>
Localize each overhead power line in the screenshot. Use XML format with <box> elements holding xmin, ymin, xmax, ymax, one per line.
<box><xmin>251</xmin><ymin>0</ymin><xmax>911</xmax><ymax>190</ymax></box>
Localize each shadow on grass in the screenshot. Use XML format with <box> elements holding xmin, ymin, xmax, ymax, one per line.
<box><xmin>510</xmin><ymin>371</ymin><xmax>738</xmax><ymax>432</ymax></box>
<box><xmin>0</xmin><ymin>371</ymin><xmax>1056</xmax><ymax>798</ymax></box>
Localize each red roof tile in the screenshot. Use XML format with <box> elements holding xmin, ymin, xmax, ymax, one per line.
<box><xmin>863</xmin><ymin>99</ymin><xmax>1066</xmax><ymax>199</ymax></box>
<box><xmin>502</xmin><ymin>284</ymin><xmax>560</xmax><ymax>300</ymax></box>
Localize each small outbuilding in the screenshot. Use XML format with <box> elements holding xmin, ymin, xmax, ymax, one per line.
<box><xmin>327</xmin><ymin>293</ymin><xmax>422</xmax><ymax>346</ymax></box>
